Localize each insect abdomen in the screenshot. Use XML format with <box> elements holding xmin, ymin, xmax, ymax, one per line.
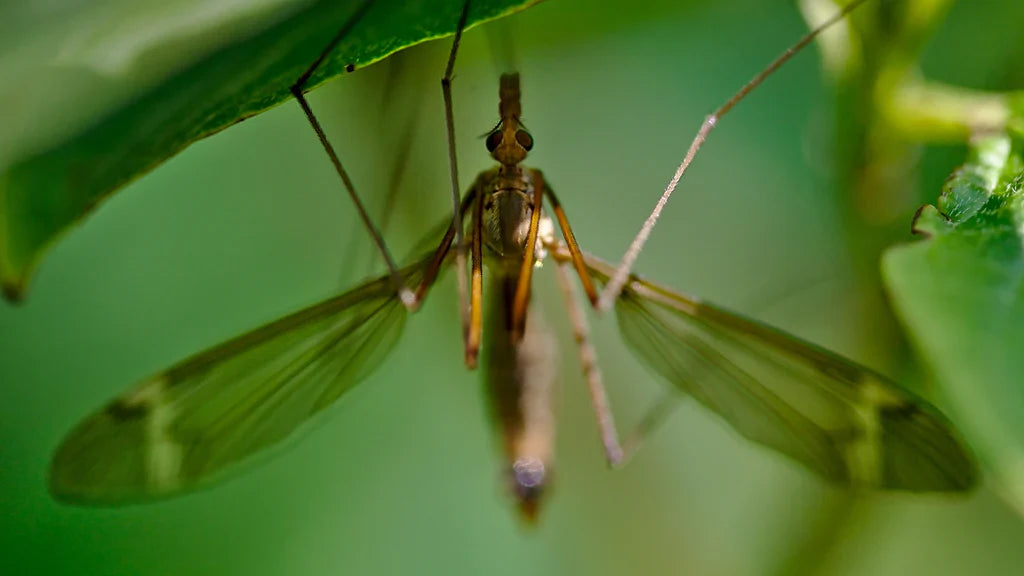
<box><xmin>482</xmin><ymin>273</ymin><xmax>557</xmax><ymax>521</ymax></box>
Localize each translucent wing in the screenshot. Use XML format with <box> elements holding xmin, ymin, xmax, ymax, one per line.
<box><xmin>582</xmin><ymin>254</ymin><xmax>976</xmax><ymax>491</ymax></box>
<box><xmin>51</xmin><ymin>257</ymin><xmax>436</xmax><ymax>504</ymax></box>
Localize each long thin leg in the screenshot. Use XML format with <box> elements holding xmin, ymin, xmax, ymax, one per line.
<box><xmin>553</xmin><ymin>244</ymin><xmax>682</xmax><ymax>467</ymax></box>
<box><xmin>442</xmin><ymin>0</ymin><xmax>475</xmax><ymax>344</ymax></box>
<box><xmin>598</xmin><ymin>0</ymin><xmax>872</xmax><ymax>311</ymax></box>
<box><xmin>290</xmin><ymin>0</ymin><xmax>417</xmax><ymax>309</ymax></box>
<box><xmin>466</xmin><ymin>186</ymin><xmax>485</xmax><ymax>368</ymax></box>
<box><xmin>552</xmin><ymin>257</ymin><xmax>623</xmax><ymax>467</ymax></box>
<box><xmin>510</xmin><ymin>176</ymin><xmax>544</xmax><ymax>340</ymax></box>
<box><xmin>536</xmin><ymin>170</ymin><xmax>599</xmax><ymax>306</ymax></box>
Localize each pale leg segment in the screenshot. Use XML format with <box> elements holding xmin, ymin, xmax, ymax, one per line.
<box><xmin>553</xmin><ymin>257</ymin><xmax>624</xmax><ymax>467</ymax></box>
<box><xmin>598</xmin><ymin>0</ymin><xmax>873</xmax><ymax>311</ymax></box>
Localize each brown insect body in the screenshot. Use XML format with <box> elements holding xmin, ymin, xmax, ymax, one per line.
<box><xmin>476</xmin><ymin>73</ymin><xmax>557</xmax><ymax>521</ymax></box>
<box><xmin>483</xmin><ymin>273</ymin><xmax>556</xmax><ymax>522</ymax></box>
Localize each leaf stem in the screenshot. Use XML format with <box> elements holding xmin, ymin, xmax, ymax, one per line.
<box><xmin>885</xmin><ymin>80</ymin><xmax>1015</xmax><ymax>142</ymax></box>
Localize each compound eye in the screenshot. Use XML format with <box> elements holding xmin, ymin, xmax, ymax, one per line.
<box><xmin>516</xmin><ymin>130</ymin><xmax>533</xmax><ymax>151</ymax></box>
<box><xmin>485</xmin><ymin>131</ymin><xmax>503</xmax><ymax>152</ymax></box>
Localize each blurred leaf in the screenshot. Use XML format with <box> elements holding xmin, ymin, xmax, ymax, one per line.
<box><xmin>0</xmin><ymin>0</ymin><xmax>536</xmax><ymax>301</ymax></box>
<box><xmin>883</xmin><ymin>122</ymin><xmax>1024</xmax><ymax>515</ymax></box>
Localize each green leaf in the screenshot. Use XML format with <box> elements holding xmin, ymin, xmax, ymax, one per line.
<box><xmin>883</xmin><ymin>126</ymin><xmax>1024</xmax><ymax>513</ymax></box>
<box><xmin>0</xmin><ymin>0</ymin><xmax>536</xmax><ymax>301</ymax></box>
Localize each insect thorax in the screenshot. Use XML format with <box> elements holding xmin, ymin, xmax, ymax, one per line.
<box><xmin>481</xmin><ymin>167</ymin><xmax>552</xmax><ymax>275</ymax></box>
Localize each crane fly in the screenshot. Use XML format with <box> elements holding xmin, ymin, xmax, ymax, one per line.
<box><xmin>49</xmin><ymin>0</ymin><xmax>977</xmax><ymax>519</ymax></box>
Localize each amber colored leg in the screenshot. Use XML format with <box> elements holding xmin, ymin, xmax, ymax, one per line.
<box><xmin>511</xmin><ymin>180</ymin><xmax>545</xmax><ymax>340</ymax></box>
<box><xmin>536</xmin><ymin>170</ymin><xmax>599</xmax><ymax>306</ymax></box>
<box><xmin>465</xmin><ymin>189</ymin><xmax>485</xmax><ymax>368</ymax></box>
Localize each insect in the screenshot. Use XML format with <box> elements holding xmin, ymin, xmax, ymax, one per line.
<box><xmin>48</xmin><ymin>0</ymin><xmax>977</xmax><ymax>518</ymax></box>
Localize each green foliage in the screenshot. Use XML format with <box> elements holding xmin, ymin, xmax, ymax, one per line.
<box><xmin>0</xmin><ymin>0</ymin><xmax>535</xmax><ymax>301</ymax></box>
<box><xmin>884</xmin><ymin>125</ymin><xmax>1024</xmax><ymax>511</ymax></box>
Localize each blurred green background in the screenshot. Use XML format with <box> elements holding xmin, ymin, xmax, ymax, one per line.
<box><xmin>3</xmin><ymin>0</ymin><xmax>1024</xmax><ymax>574</ymax></box>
